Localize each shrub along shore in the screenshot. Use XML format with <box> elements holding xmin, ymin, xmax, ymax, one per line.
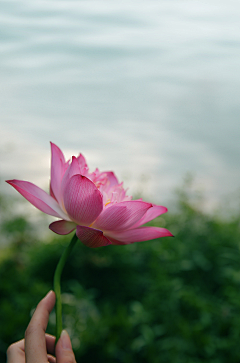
<box><xmin>1</xmin><ymin>186</ymin><xmax>240</xmax><ymax>363</ymax></box>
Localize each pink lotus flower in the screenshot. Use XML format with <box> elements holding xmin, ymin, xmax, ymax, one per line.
<box><xmin>6</xmin><ymin>143</ymin><xmax>172</xmax><ymax>248</ymax></box>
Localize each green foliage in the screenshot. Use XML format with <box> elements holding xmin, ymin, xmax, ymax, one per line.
<box><xmin>1</xmin><ymin>185</ymin><xmax>240</xmax><ymax>362</ymax></box>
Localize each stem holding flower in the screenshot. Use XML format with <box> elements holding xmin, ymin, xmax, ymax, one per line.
<box><xmin>53</xmin><ymin>233</ymin><xmax>78</xmax><ymax>342</ymax></box>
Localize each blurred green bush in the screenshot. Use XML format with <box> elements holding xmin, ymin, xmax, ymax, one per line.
<box><xmin>1</xmin><ymin>182</ymin><xmax>240</xmax><ymax>363</ymax></box>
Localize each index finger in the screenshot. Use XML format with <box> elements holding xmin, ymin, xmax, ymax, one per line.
<box><xmin>25</xmin><ymin>290</ymin><xmax>56</xmax><ymax>363</ymax></box>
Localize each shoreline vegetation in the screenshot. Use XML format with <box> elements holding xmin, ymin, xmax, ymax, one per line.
<box><xmin>1</xmin><ymin>182</ymin><xmax>240</xmax><ymax>363</ymax></box>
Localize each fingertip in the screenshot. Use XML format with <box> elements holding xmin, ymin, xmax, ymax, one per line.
<box><xmin>60</xmin><ymin>330</ymin><xmax>72</xmax><ymax>350</ymax></box>
<box><xmin>47</xmin><ymin>354</ymin><xmax>56</xmax><ymax>363</ymax></box>
<box><xmin>55</xmin><ymin>330</ymin><xmax>76</xmax><ymax>363</ymax></box>
<box><xmin>44</xmin><ymin>290</ymin><xmax>55</xmax><ymax>300</ymax></box>
<box><xmin>42</xmin><ymin>290</ymin><xmax>56</xmax><ymax>308</ymax></box>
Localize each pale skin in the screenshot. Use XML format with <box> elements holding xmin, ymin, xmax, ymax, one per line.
<box><xmin>6</xmin><ymin>290</ymin><xmax>77</xmax><ymax>363</ymax></box>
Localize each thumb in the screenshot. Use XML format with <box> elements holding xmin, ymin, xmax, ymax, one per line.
<box><xmin>55</xmin><ymin>330</ymin><xmax>77</xmax><ymax>363</ymax></box>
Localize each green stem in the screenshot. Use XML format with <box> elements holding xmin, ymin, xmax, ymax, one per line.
<box><xmin>53</xmin><ymin>233</ymin><xmax>78</xmax><ymax>343</ymax></box>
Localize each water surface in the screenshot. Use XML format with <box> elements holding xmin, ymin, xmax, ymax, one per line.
<box><xmin>1</xmin><ymin>0</ymin><xmax>240</xmax><ymax>213</ymax></box>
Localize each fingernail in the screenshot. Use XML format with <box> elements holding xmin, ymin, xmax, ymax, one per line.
<box><xmin>44</xmin><ymin>290</ymin><xmax>53</xmax><ymax>299</ymax></box>
<box><xmin>60</xmin><ymin>330</ymin><xmax>72</xmax><ymax>350</ymax></box>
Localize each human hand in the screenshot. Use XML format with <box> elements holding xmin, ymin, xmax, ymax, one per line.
<box><xmin>7</xmin><ymin>290</ymin><xmax>76</xmax><ymax>363</ymax></box>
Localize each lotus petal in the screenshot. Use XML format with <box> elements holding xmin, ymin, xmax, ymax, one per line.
<box><xmin>107</xmin><ymin>226</ymin><xmax>173</xmax><ymax>244</ymax></box>
<box><xmin>130</xmin><ymin>205</ymin><xmax>168</xmax><ymax>228</ymax></box>
<box><xmin>61</xmin><ymin>156</ymin><xmax>81</xmax><ymax>199</ymax></box>
<box><xmin>93</xmin><ymin>200</ymin><xmax>152</xmax><ymax>231</ymax></box>
<box><xmin>103</xmin><ymin>171</ymin><xmax>119</xmax><ymax>187</ymax></box>
<box><xmin>64</xmin><ymin>175</ymin><xmax>103</xmax><ymax>225</ymax></box>
<box><xmin>76</xmin><ymin>153</ymin><xmax>88</xmax><ymax>172</ymax></box>
<box><xmin>49</xmin><ymin>220</ymin><xmax>76</xmax><ymax>235</ymax></box>
<box><xmin>6</xmin><ymin>179</ymin><xmax>69</xmax><ymax>219</ymax></box>
<box><xmin>50</xmin><ymin>142</ymin><xmax>67</xmax><ymax>204</ymax></box>
<box><xmin>76</xmin><ymin>225</ymin><xmax>112</xmax><ymax>248</ymax></box>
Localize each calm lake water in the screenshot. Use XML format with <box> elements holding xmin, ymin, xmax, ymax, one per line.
<box><xmin>1</xmin><ymin>0</ymin><xmax>240</xmax><ymax>214</ymax></box>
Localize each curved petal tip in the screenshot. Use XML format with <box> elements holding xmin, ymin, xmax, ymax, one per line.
<box><xmin>49</xmin><ymin>220</ymin><xmax>76</xmax><ymax>235</ymax></box>
<box><xmin>76</xmin><ymin>226</ymin><xmax>112</xmax><ymax>248</ymax></box>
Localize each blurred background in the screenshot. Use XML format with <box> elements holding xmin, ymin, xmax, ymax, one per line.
<box><xmin>1</xmin><ymin>0</ymin><xmax>240</xmax><ymax>211</ymax></box>
<box><xmin>1</xmin><ymin>1</ymin><xmax>240</xmax><ymax>362</ymax></box>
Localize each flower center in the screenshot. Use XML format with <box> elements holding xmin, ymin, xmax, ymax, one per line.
<box><xmin>105</xmin><ymin>199</ymin><xmax>111</xmax><ymax>207</ymax></box>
